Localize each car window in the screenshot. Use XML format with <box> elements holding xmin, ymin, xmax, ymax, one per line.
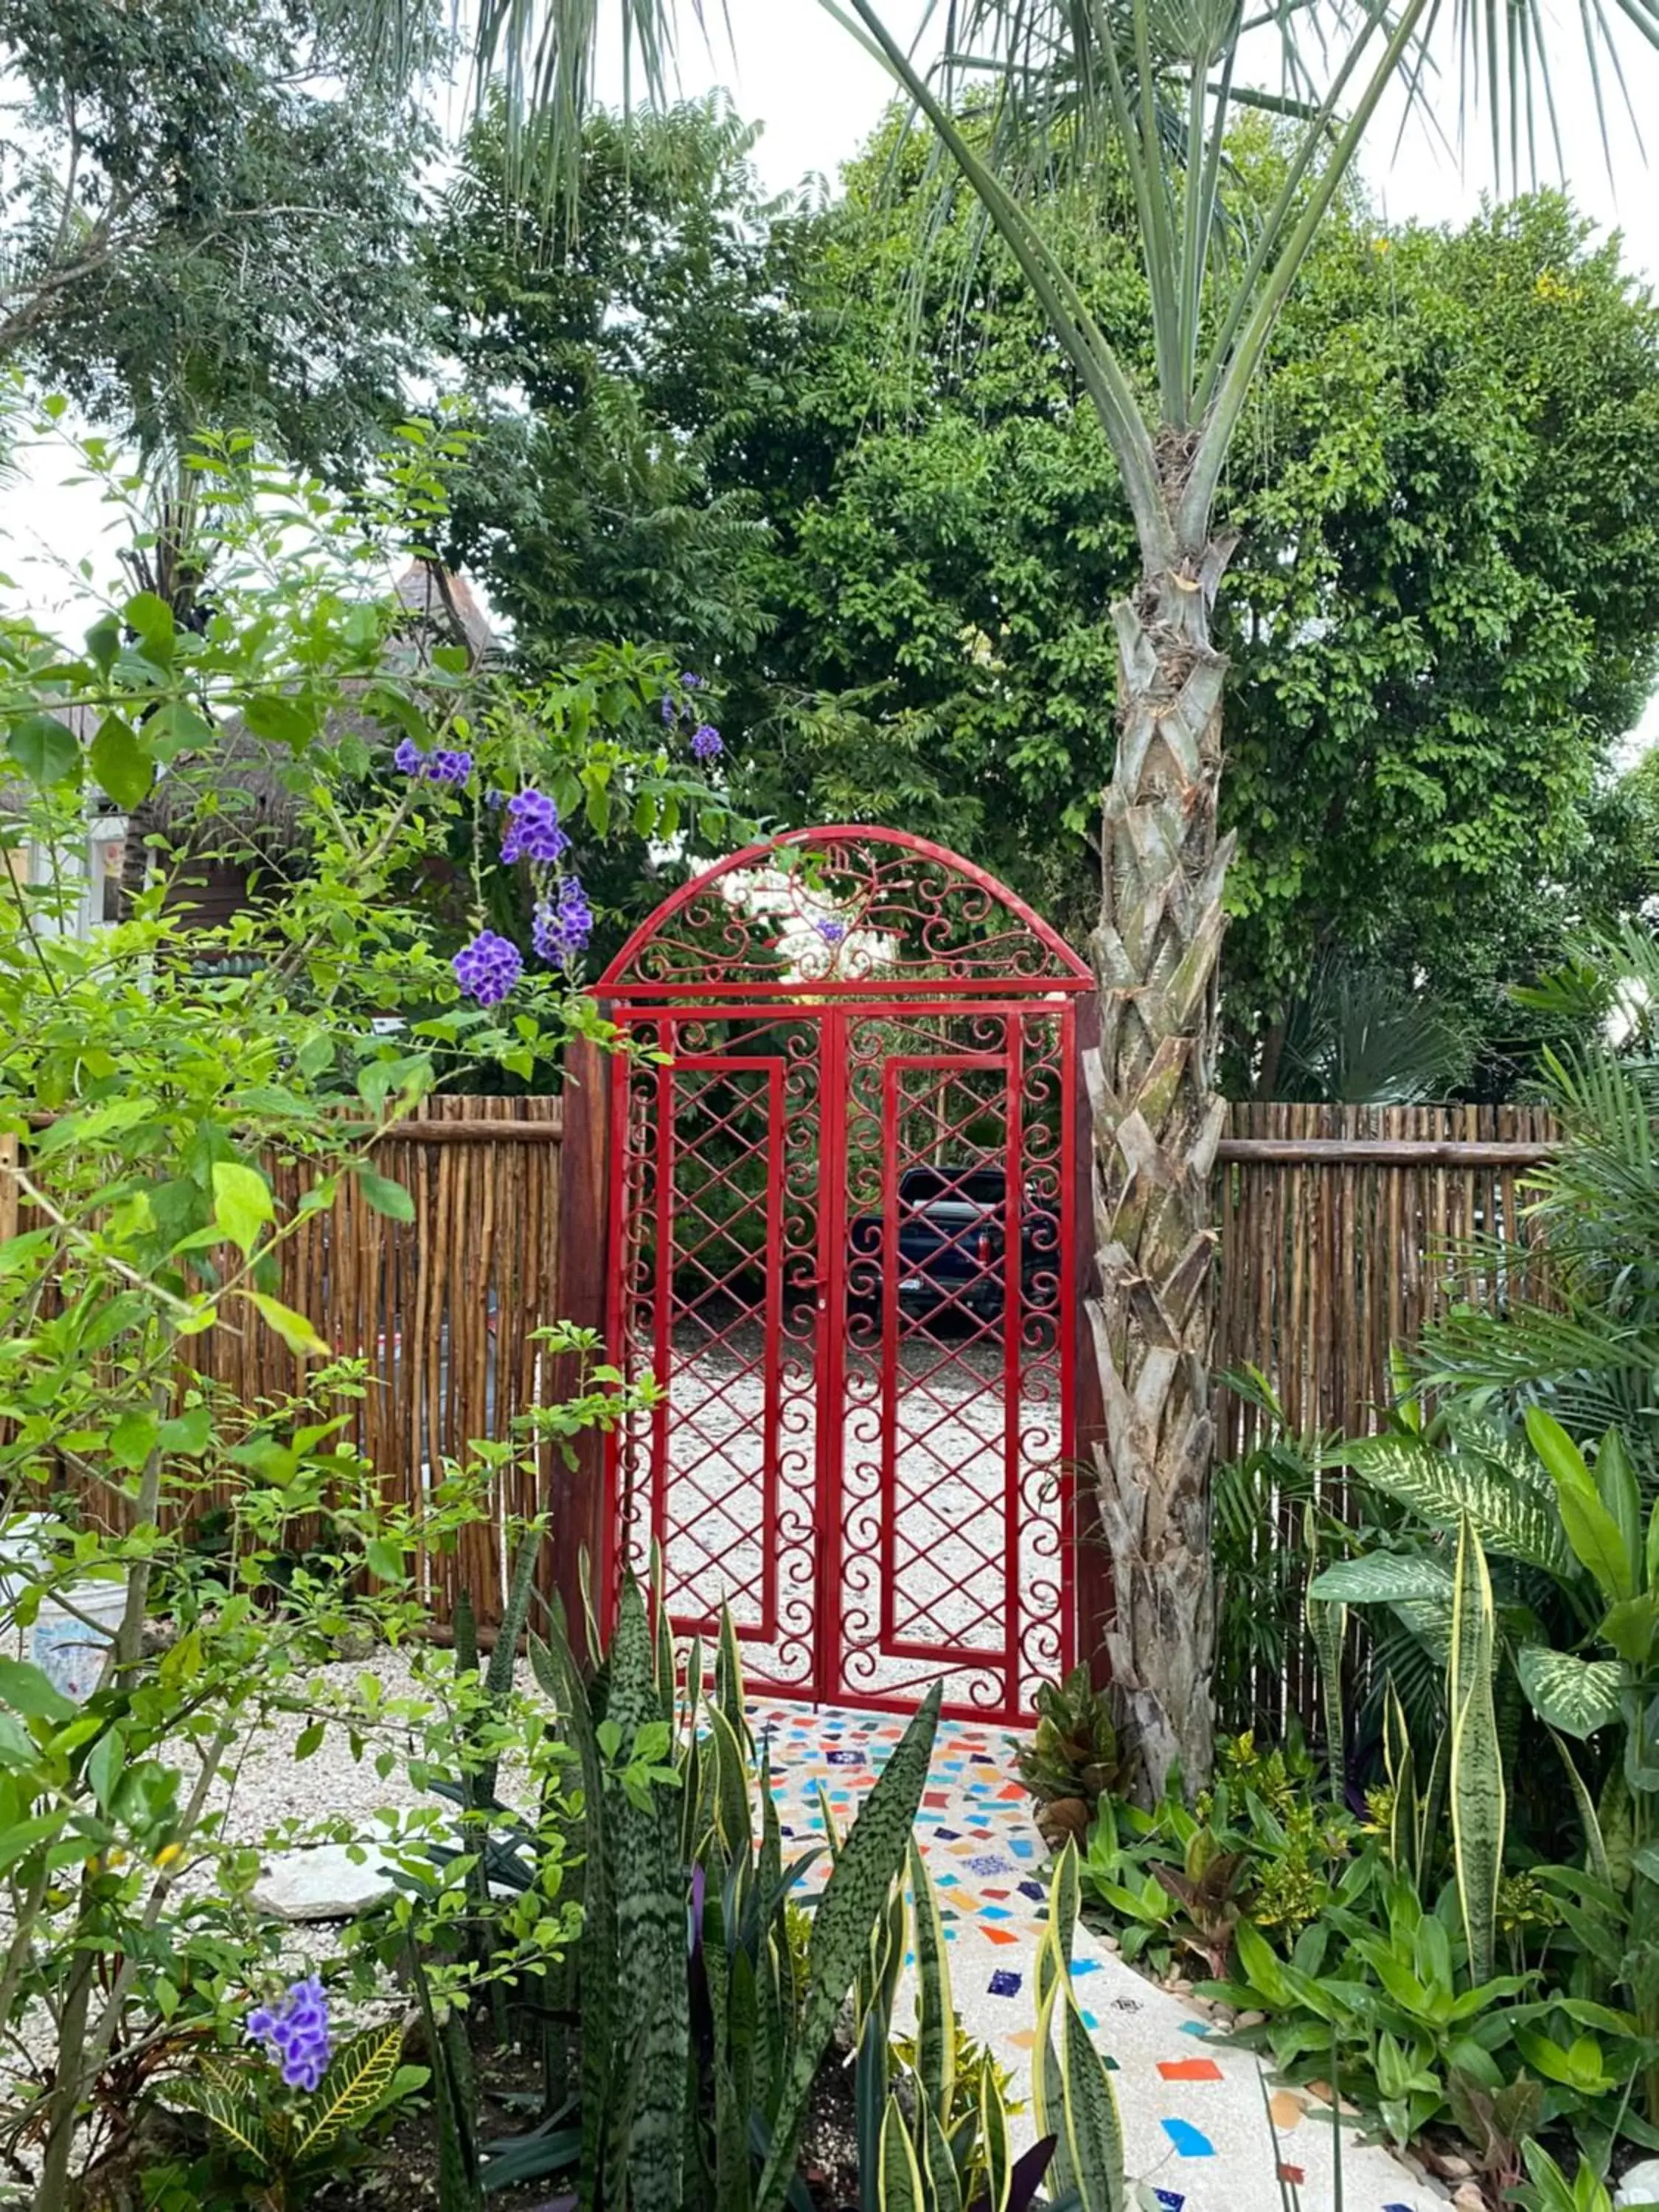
<box><xmin>961</xmin><ymin>1171</ymin><xmax>1005</xmax><ymax>1206</ymax></box>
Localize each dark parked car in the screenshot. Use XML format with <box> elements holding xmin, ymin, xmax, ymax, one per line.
<box><xmin>847</xmin><ymin>1163</ymin><xmax>1060</xmax><ymax>1327</ymax></box>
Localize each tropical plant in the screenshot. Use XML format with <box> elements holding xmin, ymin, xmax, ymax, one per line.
<box><xmin>1419</xmin><ymin>925</ymin><xmax>1659</xmax><ymax>1476</ymax></box>
<box><xmin>1015</xmin><ymin>1663</ymin><xmax>1124</xmax><ymax>1847</ymax></box>
<box><xmin>381</xmin><ymin>0</ymin><xmax>1659</xmax><ymax>1801</ymax></box>
<box><xmin>0</xmin><ymin>403</ymin><xmax>718</xmax><ymax>2212</ymax></box>
<box><xmin>159</xmin><ymin>2014</ymin><xmax>424</xmax><ymax>2212</ymax></box>
<box><xmin>383</xmin><ymin>1571</ymin><xmax>1137</xmax><ymax>2212</ymax></box>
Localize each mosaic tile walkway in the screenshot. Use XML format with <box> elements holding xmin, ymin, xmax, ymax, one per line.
<box><xmin>751</xmin><ymin>1698</ymin><xmax>1444</xmax><ymax>2212</ymax></box>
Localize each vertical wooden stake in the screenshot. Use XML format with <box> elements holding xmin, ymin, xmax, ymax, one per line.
<box><xmin>553</xmin><ymin>1034</ymin><xmax>612</xmax><ymax>1666</ymax></box>
<box><xmin>0</xmin><ymin>1130</ymin><xmax>17</xmax><ymax>1247</ymax></box>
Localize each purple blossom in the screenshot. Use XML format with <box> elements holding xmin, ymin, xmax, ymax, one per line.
<box><xmin>690</xmin><ymin>723</ymin><xmax>723</xmax><ymax>762</ymax></box>
<box><xmin>500</xmin><ymin>789</ymin><xmax>570</xmax><ymax>867</ymax></box>
<box><xmin>246</xmin><ymin>1976</ymin><xmax>332</xmax><ymax>2093</ymax></box>
<box><xmin>532</xmin><ymin>875</ymin><xmax>594</xmax><ymax>971</ymax></box>
<box><xmin>661</xmin><ymin>695</ymin><xmax>677</xmax><ymax>725</ymax></box>
<box><xmin>681</xmin><ymin>672</ymin><xmax>703</xmax><ymax>689</ymax></box>
<box><xmin>393</xmin><ymin>738</ymin><xmax>472</xmax><ymax>785</ymax></box>
<box><xmin>816</xmin><ymin>918</ymin><xmax>847</xmax><ymax>945</ymax></box>
<box><xmin>453</xmin><ymin>929</ymin><xmax>523</xmax><ymax>1007</ymax></box>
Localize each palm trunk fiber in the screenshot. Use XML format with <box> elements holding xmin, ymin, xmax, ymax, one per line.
<box><xmin>1088</xmin><ymin>526</ymin><xmax>1234</xmax><ymax>1805</ymax></box>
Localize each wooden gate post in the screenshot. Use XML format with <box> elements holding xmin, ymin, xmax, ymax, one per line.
<box><xmin>1072</xmin><ymin>993</ymin><xmax>1114</xmax><ymax>1691</ymax></box>
<box><xmin>553</xmin><ymin>1034</ymin><xmax>612</xmax><ymax>1666</ymax></box>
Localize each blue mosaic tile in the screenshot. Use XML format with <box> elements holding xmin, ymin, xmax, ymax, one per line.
<box><xmin>1179</xmin><ymin>2020</ymin><xmax>1212</xmax><ymax>2037</ymax></box>
<box><xmin>966</xmin><ymin>1854</ymin><xmax>1014</xmax><ymax>1876</ymax></box>
<box><xmin>1018</xmin><ymin>1880</ymin><xmax>1046</xmax><ymax>1901</ymax></box>
<box><xmin>825</xmin><ymin>1750</ymin><xmax>863</xmax><ymax>1767</ymax></box>
<box><xmin>1069</xmin><ymin>1958</ymin><xmax>1101</xmax><ymax>1977</ymax></box>
<box><xmin>987</xmin><ymin>1969</ymin><xmax>1022</xmax><ymax>1997</ymax></box>
<box><xmin>1153</xmin><ymin>2194</ymin><xmax>1186</xmax><ymax>2210</ymax></box>
<box><xmin>1161</xmin><ymin>2121</ymin><xmax>1215</xmax><ymax>2157</ymax></box>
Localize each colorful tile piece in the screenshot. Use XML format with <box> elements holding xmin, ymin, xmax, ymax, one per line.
<box><xmin>987</xmin><ymin>1969</ymin><xmax>1022</xmax><ymax>1997</ymax></box>
<box><xmin>1276</xmin><ymin>2166</ymin><xmax>1305</xmax><ymax>2185</ymax></box>
<box><xmin>1152</xmin><ymin>2194</ymin><xmax>1186</xmax><ymax>2211</ymax></box>
<box><xmin>1161</xmin><ymin>2120</ymin><xmax>1216</xmax><ymax>2157</ymax></box>
<box><xmin>966</xmin><ymin>1854</ymin><xmax>1014</xmax><ymax>1875</ymax></box>
<box><xmin>1158</xmin><ymin>2059</ymin><xmax>1222</xmax><ymax>2082</ymax></box>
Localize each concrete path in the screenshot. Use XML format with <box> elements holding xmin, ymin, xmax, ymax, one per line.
<box><xmin>753</xmin><ymin>1697</ymin><xmax>1443</xmax><ymax>2212</ymax></box>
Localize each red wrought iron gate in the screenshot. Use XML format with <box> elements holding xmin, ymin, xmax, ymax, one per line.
<box><xmin>597</xmin><ymin>828</ymin><xmax>1092</xmax><ymax>1723</ymax></box>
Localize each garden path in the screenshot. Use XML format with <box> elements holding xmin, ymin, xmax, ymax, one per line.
<box><xmin>752</xmin><ymin>1697</ymin><xmax>1444</xmax><ymax>2212</ymax></box>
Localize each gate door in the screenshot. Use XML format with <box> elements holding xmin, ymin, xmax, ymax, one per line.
<box><xmin>597</xmin><ymin>829</ymin><xmax>1092</xmax><ymax>1723</ymax></box>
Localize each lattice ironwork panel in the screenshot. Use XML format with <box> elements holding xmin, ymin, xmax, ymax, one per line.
<box><xmin>610</xmin><ymin>1012</ymin><xmax>821</xmax><ymax>1694</ymax></box>
<box><xmin>835</xmin><ymin>1007</ymin><xmax>1071</xmax><ymax>1718</ymax></box>
<box><xmin>602</xmin><ymin>829</ymin><xmax>1085</xmax><ymax>1725</ymax></box>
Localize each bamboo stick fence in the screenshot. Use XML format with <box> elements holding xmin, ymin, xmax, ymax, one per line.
<box><xmin>1217</xmin><ymin>1102</ymin><xmax>1557</xmax><ymax>1451</ymax></box>
<box><xmin>12</xmin><ymin>1080</ymin><xmax>1559</xmax><ymax>1666</ymax></box>
<box><xmin>1213</xmin><ymin>1100</ymin><xmax>1558</xmax><ymax>1736</ymax></box>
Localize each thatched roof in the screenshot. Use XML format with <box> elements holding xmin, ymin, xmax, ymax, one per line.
<box><xmin>131</xmin><ymin>561</ymin><xmax>498</xmax><ymax>860</ymax></box>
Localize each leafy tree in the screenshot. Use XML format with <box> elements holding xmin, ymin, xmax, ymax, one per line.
<box><xmin>714</xmin><ymin>148</ymin><xmax>1659</xmax><ymax>1093</ymax></box>
<box><xmin>0</xmin><ymin>0</ymin><xmax>437</xmax><ymax>469</ymax></box>
<box><xmin>423</xmin><ymin>97</ymin><xmax>782</xmax><ymax>669</ymax></box>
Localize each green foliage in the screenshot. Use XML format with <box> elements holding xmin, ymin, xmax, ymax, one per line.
<box><xmin>161</xmin><ymin>2026</ymin><xmax>426</xmax><ymax>2211</ymax></box>
<box><xmin>1014</xmin><ymin>1664</ymin><xmax>1123</xmax><ymax>1846</ymax></box>
<box><xmin>0</xmin><ymin>404</ymin><xmax>692</xmax><ymax>2210</ymax></box>
<box><xmin>0</xmin><ymin>0</ymin><xmax>437</xmax><ymax>467</ymax></box>
<box><xmin>426</xmin><ymin>96</ymin><xmax>776</xmax><ymax>674</ymax></box>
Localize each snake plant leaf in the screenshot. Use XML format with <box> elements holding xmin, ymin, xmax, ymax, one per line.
<box><xmin>707</xmin><ymin>1702</ymin><xmax>754</xmax><ymax>1860</ymax></box>
<box><xmin>1032</xmin><ymin>1972</ymin><xmax>1127</xmax><ymax>2212</ymax></box>
<box><xmin>1382</xmin><ymin>1680</ymin><xmax>1417</xmax><ymax>1879</ymax></box>
<box><xmin>293</xmin><ymin>2023</ymin><xmax>407</xmax><ymax>2161</ymax></box>
<box><xmin>1527</xmin><ymin>1407</ymin><xmax>1635</xmax><ymax>1603</ymax></box>
<box><xmin>715</xmin><ymin>1599</ymin><xmax>751</xmax><ymax>1751</ymax></box>
<box><xmin>908</xmin><ymin>1841</ymin><xmax>956</xmax><ymax>2125</ymax></box>
<box><xmin>980</xmin><ymin>2061</ymin><xmax>1012</xmax><ymax>2212</ymax></box>
<box><xmin>477</xmin><ymin>1525</ymin><xmax>546</xmax><ymax>1802</ymax></box>
<box><xmin>1517</xmin><ymin>1646</ymin><xmax>1625</xmax><ymax>1739</ymax></box>
<box><xmin>1057</xmin><ymin>1985</ymin><xmax>1127</xmax><ymax>2212</ymax></box>
<box><xmin>856</xmin><ymin>1994</ymin><xmax>891</xmax><ymax>2196</ymax></box>
<box><xmin>1548</xmin><ymin>1728</ymin><xmax>1613</xmax><ymax>1888</ymax></box>
<box><xmin>607</xmin><ymin>1579</ymin><xmax>689</xmax><ymax>2212</ymax></box>
<box><xmin>532</xmin><ymin>1618</ymin><xmax>616</xmax><ymax>2203</ymax></box>
<box><xmin>878</xmin><ymin>2098</ymin><xmax>927</xmax><ymax>2212</ymax></box>
<box><xmin>921</xmin><ymin>2096</ymin><xmax>964</xmax><ymax>2212</ymax></box>
<box><xmin>754</xmin><ymin>1684</ymin><xmax>941</xmax><ymax>2212</ymax></box>
<box><xmin>1450</xmin><ymin>1516</ymin><xmax>1504</xmax><ymax>1989</ymax></box>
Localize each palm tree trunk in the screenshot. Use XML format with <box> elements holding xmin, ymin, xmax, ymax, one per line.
<box><xmin>1088</xmin><ymin>521</ymin><xmax>1236</xmax><ymax>1804</ymax></box>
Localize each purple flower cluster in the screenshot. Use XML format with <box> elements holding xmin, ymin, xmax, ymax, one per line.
<box><xmin>532</xmin><ymin>875</ymin><xmax>594</xmax><ymax>970</ymax></box>
<box><xmin>500</xmin><ymin>787</ymin><xmax>570</xmax><ymax>867</ymax></box>
<box><xmin>453</xmin><ymin>929</ymin><xmax>524</xmax><ymax>1007</ymax></box>
<box><xmin>394</xmin><ymin>738</ymin><xmax>473</xmax><ymax>785</ymax></box>
<box><xmin>246</xmin><ymin>1977</ymin><xmax>332</xmax><ymax>2093</ymax></box>
<box><xmin>816</xmin><ymin>918</ymin><xmax>847</xmax><ymax>945</ymax></box>
<box><xmin>658</xmin><ymin>675</ymin><xmax>722</xmax><ymax>765</ymax></box>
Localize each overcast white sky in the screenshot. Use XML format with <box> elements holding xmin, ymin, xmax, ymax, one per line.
<box><xmin>7</xmin><ymin>0</ymin><xmax>1658</xmax><ymax>733</ymax></box>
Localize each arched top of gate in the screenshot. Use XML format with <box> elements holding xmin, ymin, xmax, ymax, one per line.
<box><xmin>597</xmin><ymin>826</ymin><xmax>1093</xmax><ymax>1000</ymax></box>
